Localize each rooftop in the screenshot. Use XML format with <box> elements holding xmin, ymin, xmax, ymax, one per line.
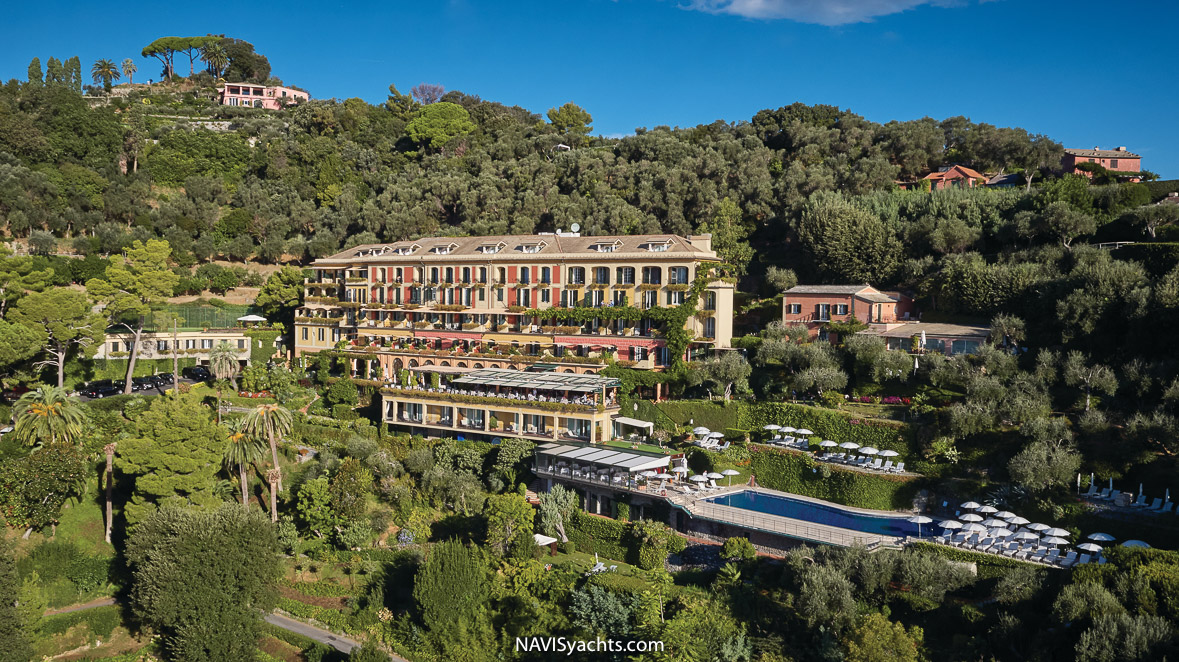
<box><xmin>450</xmin><ymin>368</ymin><xmax>620</xmax><ymax>393</ymax></box>
<box><xmin>865</xmin><ymin>322</ymin><xmax>990</xmax><ymax>339</ymax></box>
<box><xmin>535</xmin><ymin>442</ymin><xmax>670</xmax><ymax>472</ymax></box>
<box><xmin>786</xmin><ymin>284</ymin><xmax>873</xmax><ymax>295</ymax></box>
<box><xmin>1065</xmin><ymin>147</ymin><xmax>1141</xmax><ymax>159</ymax></box>
<box><xmin>923</xmin><ymin>165</ymin><xmax>986</xmax><ymax>181</ymax></box>
<box><xmin>312</xmin><ymin>233</ymin><xmax>716</xmax><ymax>264</ymax></box>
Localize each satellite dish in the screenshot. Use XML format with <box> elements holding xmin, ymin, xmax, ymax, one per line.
<box><xmin>570</xmin><ymin>223</ymin><xmax>581</xmax><ymax>233</ymax></box>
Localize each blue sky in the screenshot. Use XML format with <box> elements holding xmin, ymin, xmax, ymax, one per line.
<box><xmin>3</xmin><ymin>0</ymin><xmax>1177</xmax><ymax>177</ymax></box>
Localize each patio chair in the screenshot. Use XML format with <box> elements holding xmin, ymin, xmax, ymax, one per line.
<box><xmin>1081</xmin><ymin>483</ymin><xmax>1099</xmax><ymax>498</ymax></box>
<box><xmin>882</xmin><ymin>460</ymin><xmax>894</xmax><ymax>473</ymax></box>
<box><xmin>869</xmin><ymin>458</ymin><xmax>884</xmax><ymax>471</ymax></box>
<box><xmin>1058</xmin><ymin>551</ymin><xmax>1078</xmax><ymax>567</ymax></box>
<box><xmin>1077</xmin><ymin>553</ymin><xmax>1092</xmax><ymax>566</ymax></box>
<box><xmin>1145</xmin><ymin>498</ymin><xmax>1163</xmax><ymax>511</ymax></box>
<box><xmin>934</xmin><ymin>535</ymin><xmax>949</xmax><ymax>545</ymax></box>
<box><xmin>1045</xmin><ymin>549</ymin><xmax>1061</xmax><ymax>564</ymax></box>
<box><xmin>892</xmin><ymin>462</ymin><xmax>905</xmax><ymax>474</ymax></box>
<box><xmin>1158</xmin><ymin>502</ymin><xmax>1174</xmax><ymax>514</ymax></box>
<box><xmin>608</xmin><ymin>565</ymin><xmax>617</xmax><ymax>572</ymax></box>
<box><xmin>1000</xmin><ymin>542</ymin><xmax>1021</xmax><ymax>556</ymax></box>
<box><xmin>1028</xmin><ymin>548</ymin><xmax>1048</xmax><ymax>563</ymax></box>
<box><xmin>1130</xmin><ymin>494</ymin><xmax>1149</xmax><ymax>507</ymax></box>
<box><xmin>973</xmin><ymin>537</ymin><xmax>994</xmax><ymax>551</ymax></box>
<box><xmin>715</xmin><ymin>442</ymin><xmax>730</xmax><ymax>451</ymax></box>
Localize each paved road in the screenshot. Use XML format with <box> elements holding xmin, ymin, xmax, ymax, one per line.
<box><xmin>266</xmin><ymin>613</ymin><xmax>361</xmax><ymax>654</ymax></box>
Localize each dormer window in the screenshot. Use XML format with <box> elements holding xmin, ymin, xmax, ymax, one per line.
<box><xmin>431</xmin><ymin>242</ymin><xmax>458</xmax><ymax>255</ymax></box>
<box><xmin>518</xmin><ymin>240</ymin><xmax>547</xmax><ymax>254</ymax></box>
<box><xmin>479</xmin><ymin>242</ymin><xmax>506</xmax><ymax>254</ymax></box>
<box><xmin>641</xmin><ymin>239</ymin><xmax>672</xmax><ymax>252</ymax></box>
<box><xmin>391</xmin><ymin>243</ymin><xmax>420</xmax><ymax>256</ymax></box>
<box><xmin>592</xmin><ymin>240</ymin><xmax>622</xmax><ymax>253</ymax></box>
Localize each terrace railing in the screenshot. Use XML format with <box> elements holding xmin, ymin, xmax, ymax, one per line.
<box><xmin>681</xmin><ymin>499</ymin><xmax>893</xmax><ymax>550</ymax></box>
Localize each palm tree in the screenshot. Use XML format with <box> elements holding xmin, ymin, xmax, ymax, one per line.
<box><xmin>13</xmin><ymin>387</ymin><xmax>86</xmax><ymax>448</ymax></box>
<box><xmin>224</xmin><ymin>426</ymin><xmax>267</xmax><ymax>511</ymax></box>
<box><xmin>241</xmin><ymin>404</ymin><xmax>293</xmax><ymax>495</ymax></box>
<box><xmin>266</xmin><ymin>468</ymin><xmax>282</xmax><ymax>523</ymax></box>
<box><xmin>90</xmin><ymin>59</ymin><xmax>120</xmax><ymax>93</ymax></box>
<box><xmin>208</xmin><ymin>342</ymin><xmax>241</xmax><ymax>423</ymax></box>
<box><xmin>103</xmin><ymin>442</ymin><xmax>116</xmax><ymax>543</ymax></box>
<box><xmin>122</xmin><ymin>58</ymin><xmax>137</xmax><ymax>85</ymax></box>
<box><xmin>200</xmin><ymin>43</ymin><xmax>228</xmax><ymax>79</ymax></box>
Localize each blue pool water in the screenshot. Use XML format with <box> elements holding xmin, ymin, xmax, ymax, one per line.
<box><xmin>705</xmin><ymin>490</ymin><xmax>931</xmax><ymax>538</ymax></box>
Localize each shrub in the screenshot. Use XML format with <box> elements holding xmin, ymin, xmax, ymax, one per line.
<box><xmin>749</xmin><ymin>446</ymin><xmax>921</xmax><ymax>510</ymax></box>
<box><xmin>66</xmin><ymin>555</ymin><xmax>112</xmax><ymax>592</ymax></box>
<box><xmin>40</xmin><ymin>605</ymin><xmax>122</xmax><ymax>638</ymax></box>
<box><xmin>721</xmin><ymin>537</ymin><xmax>757</xmax><ymax>562</ymax></box>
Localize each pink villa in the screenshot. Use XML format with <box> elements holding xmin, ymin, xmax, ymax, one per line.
<box><xmin>1062</xmin><ymin>146</ymin><xmax>1142</xmax><ymax>180</ymax></box>
<box><xmin>217</xmin><ymin>83</ymin><xmax>309</xmax><ymax>109</ymax></box>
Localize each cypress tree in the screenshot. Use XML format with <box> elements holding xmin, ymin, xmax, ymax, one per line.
<box><xmin>26</xmin><ymin>57</ymin><xmax>41</xmax><ymax>86</ymax></box>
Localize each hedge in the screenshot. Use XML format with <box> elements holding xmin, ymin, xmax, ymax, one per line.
<box><xmin>654</xmin><ymin>400</ymin><xmax>738</xmax><ymax>433</ymax></box>
<box><xmin>41</xmin><ymin>605</ymin><xmax>122</xmax><ymax>638</ymax></box>
<box><xmin>907</xmin><ymin>541</ymin><xmax>1038</xmax><ymax>576</ymax></box>
<box><xmin>276</xmin><ymin>597</ymin><xmax>350</xmax><ymax>633</ymax></box>
<box><xmin>737</xmin><ymin>401</ymin><xmax>915</xmax><ymax>455</ymax></box>
<box><xmin>282</xmin><ymin>579</ymin><xmax>358</xmax><ymax>598</ymax></box>
<box><xmin>1112</xmin><ymin>242</ymin><xmax>1179</xmax><ymax>277</ymax></box>
<box><xmin>568</xmin><ymin>511</ymin><xmax>630</xmax><ymax>562</ymax></box>
<box><xmin>749</xmin><ymin>446</ymin><xmax>920</xmax><ymax>511</ymax></box>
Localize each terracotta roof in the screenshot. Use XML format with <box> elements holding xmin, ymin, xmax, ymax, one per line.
<box><xmin>1065</xmin><ymin>148</ymin><xmax>1141</xmax><ymax>159</ymax></box>
<box><xmin>922</xmin><ymin>165</ymin><xmax>986</xmax><ymax>181</ymax></box>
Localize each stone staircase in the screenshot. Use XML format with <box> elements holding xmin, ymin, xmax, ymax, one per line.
<box><xmin>525</xmin><ymin>479</ymin><xmax>543</xmax><ymax>505</ymax></box>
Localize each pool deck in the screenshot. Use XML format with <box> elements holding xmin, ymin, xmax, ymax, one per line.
<box><xmin>669</xmin><ymin>487</ymin><xmax>906</xmax><ymax>549</ymax></box>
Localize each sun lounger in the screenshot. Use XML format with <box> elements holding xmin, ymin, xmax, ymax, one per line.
<box><xmin>892</xmin><ymin>462</ymin><xmax>905</xmax><ymax>474</ymax></box>
<box><xmin>1146</xmin><ymin>498</ymin><xmax>1163</xmax><ymax>511</ymax></box>
<box><xmin>1081</xmin><ymin>483</ymin><xmax>1098</xmax><ymax>498</ymax></box>
<box><xmin>608</xmin><ymin>565</ymin><xmax>617</xmax><ymax>571</ymax></box>
<box><xmin>1096</xmin><ymin>488</ymin><xmax>1111</xmax><ymax>500</ymax></box>
<box><xmin>1058</xmin><ymin>551</ymin><xmax>1078</xmax><ymax>567</ymax></box>
<box><xmin>1077</xmin><ymin>553</ymin><xmax>1092</xmax><ymax>565</ymax></box>
<box><xmin>1028</xmin><ymin>548</ymin><xmax>1047</xmax><ymax>563</ymax></box>
<box><xmin>1130</xmin><ymin>494</ymin><xmax>1149</xmax><ymax>507</ymax></box>
<box><xmin>974</xmin><ymin>537</ymin><xmax>995</xmax><ymax>551</ymax></box>
<box><xmin>1097</xmin><ymin>556</ymin><xmax>1107</xmax><ymax>565</ymax></box>
<box><xmin>1000</xmin><ymin>543</ymin><xmax>1021</xmax><ymax>556</ymax></box>
<box><xmin>869</xmin><ymin>458</ymin><xmax>883</xmax><ymax>471</ymax></box>
<box><xmin>1045</xmin><ymin>549</ymin><xmax>1061</xmax><ymax>564</ymax></box>
<box><xmin>881</xmin><ymin>460</ymin><xmax>894</xmax><ymax>473</ymax></box>
<box><xmin>1159</xmin><ymin>502</ymin><xmax>1174</xmax><ymax>514</ymax></box>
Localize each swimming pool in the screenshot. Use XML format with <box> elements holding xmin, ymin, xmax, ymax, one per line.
<box><xmin>704</xmin><ymin>490</ymin><xmax>930</xmax><ymax>538</ymax></box>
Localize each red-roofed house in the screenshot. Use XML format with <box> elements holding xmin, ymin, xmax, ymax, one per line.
<box><xmin>921</xmin><ymin>165</ymin><xmax>987</xmax><ymax>190</ymax></box>
<box><xmin>782</xmin><ymin>284</ymin><xmax>915</xmax><ymax>338</ymax></box>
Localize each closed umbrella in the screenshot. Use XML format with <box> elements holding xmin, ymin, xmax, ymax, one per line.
<box><xmin>1044</xmin><ymin>527</ymin><xmax>1070</xmax><ymax>538</ymax></box>
<box><xmin>819</xmin><ymin>440</ymin><xmax>838</xmax><ymax>448</ymax></box>
<box><xmin>721</xmin><ymin>468</ymin><xmax>740</xmax><ymax>486</ymax></box>
<box><xmin>939</xmin><ymin>520</ymin><xmax>963</xmax><ymax>530</ymax></box>
<box><xmin>961</xmin><ymin>501</ymin><xmax>982</xmax><ymax>510</ymax></box>
<box><xmin>977</xmin><ymin>505</ymin><xmax>998</xmax><ymax>514</ymax></box>
<box><xmin>1122</xmin><ymin>540</ymin><xmax>1151</xmax><ymax>548</ymax></box>
<box><xmin>960</xmin><ymin>513</ymin><xmax>984</xmax><ymax>522</ymax></box>
<box><xmin>908</xmin><ymin>515</ymin><xmax>933</xmax><ymax>537</ymax></box>
<box><xmin>1042</xmin><ymin>536</ymin><xmax>1070</xmax><ymax>546</ymax></box>
<box><xmin>839</xmin><ymin>442</ymin><xmax>860</xmax><ymax>450</ymax></box>
<box><xmin>1087</xmin><ymin>532</ymin><xmax>1116</xmax><ymax>542</ymax></box>
<box><xmin>1077</xmin><ymin>542</ymin><xmax>1103</xmax><ymax>553</ymax></box>
<box><xmin>879</xmin><ymin>449</ymin><xmax>899</xmax><ymax>457</ymax></box>
<box><xmin>1007</xmin><ymin>516</ymin><xmax>1031</xmax><ymax>526</ymax></box>
<box><xmin>993</xmin><ymin>511</ymin><xmax>1017</xmax><ymax>520</ymax></box>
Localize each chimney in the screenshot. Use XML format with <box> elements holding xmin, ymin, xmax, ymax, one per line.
<box><xmin>1093</xmin><ymin>146</ymin><xmax>1100</xmax><ymax>151</ymax></box>
<box><xmin>688</xmin><ymin>234</ymin><xmax>713</xmax><ymax>253</ymax></box>
<box><xmin>1117</xmin><ymin>146</ymin><xmax>1127</xmax><ymax>152</ymax></box>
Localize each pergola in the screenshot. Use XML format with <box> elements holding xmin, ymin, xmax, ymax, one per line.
<box><xmin>534</xmin><ymin>442</ymin><xmax>670</xmax><ymax>476</ymax></box>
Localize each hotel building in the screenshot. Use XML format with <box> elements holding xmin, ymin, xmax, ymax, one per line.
<box><xmin>294</xmin><ymin>231</ymin><xmax>733</xmax><ymax>439</ymax></box>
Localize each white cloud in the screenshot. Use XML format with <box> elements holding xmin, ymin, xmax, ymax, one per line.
<box><xmin>683</xmin><ymin>0</ymin><xmax>968</xmax><ymax>26</ymax></box>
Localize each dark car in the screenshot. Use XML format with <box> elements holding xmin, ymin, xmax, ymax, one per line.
<box><xmin>78</xmin><ymin>380</ymin><xmax>114</xmax><ymax>398</ymax></box>
<box><xmin>132</xmin><ymin>376</ymin><xmax>158</xmax><ymax>392</ymax></box>
<box><xmin>92</xmin><ymin>385</ymin><xmax>122</xmax><ymax>399</ymax></box>
<box><xmin>155</xmin><ymin>373</ymin><xmax>175</xmax><ymax>386</ymax></box>
<box><xmin>2</xmin><ymin>385</ymin><xmax>32</xmax><ymax>402</ymax></box>
<box><xmin>182</xmin><ymin>366</ymin><xmax>211</xmax><ymax>381</ymax></box>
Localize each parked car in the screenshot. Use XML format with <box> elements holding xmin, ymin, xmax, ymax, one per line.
<box><xmin>2</xmin><ymin>385</ymin><xmax>32</xmax><ymax>402</ymax></box>
<box><xmin>155</xmin><ymin>373</ymin><xmax>176</xmax><ymax>386</ymax></box>
<box><xmin>92</xmin><ymin>385</ymin><xmax>122</xmax><ymax>399</ymax></box>
<box><xmin>78</xmin><ymin>380</ymin><xmax>114</xmax><ymax>398</ymax></box>
<box><xmin>182</xmin><ymin>366</ymin><xmax>211</xmax><ymax>381</ymax></box>
<box><xmin>132</xmin><ymin>376</ymin><xmax>158</xmax><ymax>392</ymax></box>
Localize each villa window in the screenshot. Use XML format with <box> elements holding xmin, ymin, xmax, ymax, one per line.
<box><xmin>704</xmin><ymin>291</ymin><xmax>716</xmax><ymax>311</ymax></box>
<box><xmin>669</xmin><ymin>267</ymin><xmax>689</xmax><ymax>284</ymax></box>
<box><xmin>616</xmin><ymin>267</ymin><xmax>635</xmax><ymax>284</ymax></box>
<box><xmin>541</xmin><ymin>267</ymin><xmax>551</xmax><ymax>284</ymax></box>
<box><xmin>788</xmin><ymin>303</ymin><xmax>801</xmax><ymax>315</ymax></box>
<box><xmin>594</xmin><ymin>267</ymin><xmax>609</xmax><ymax>284</ymax></box>
<box><xmin>302</xmin><ymin>327</ymin><xmax>308</xmax><ymax>341</ymax></box>
<box><xmin>520</xmin><ymin>268</ymin><xmax>531</xmax><ymax>285</ymax></box>
<box><xmin>479</xmin><ymin>267</ymin><xmax>488</xmax><ymax>283</ymax></box>
<box><xmin>568</xmin><ymin>267</ymin><xmax>585</xmax><ymax>285</ymax></box>
<box><xmin>317</xmin><ymin>328</ymin><xmax>325</xmax><ymax>342</ymax></box>
<box><xmin>704</xmin><ymin>318</ymin><xmax>716</xmax><ymax>338</ymax></box>
<box><xmin>642</xmin><ymin>266</ymin><xmax>662</xmax><ymax>285</ymax></box>
<box><xmin>430</xmin><ymin>268</ymin><xmax>439</xmax><ymax>284</ymax></box>
<box><xmin>1111</xmin><ymin>159</ymin><xmax>1119</xmax><ymax>168</ymax></box>
<box><xmin>462</xmin><ymin>267</ymin><xmax>471</xmax><ymax>284</ymax></box>
<box><xmin>541</xmin><ymin>288</ymin><xmax>550</xmax><ymax>303</ymax></box>
<box><xmin>666</xmin><ymin>291</ymin><xmax>685</xmax><ymax>305</ymax></box>
<box><xmin>834</xmin><ymin>304</ymin><xmax>849</xmax><ymax>315</ymax></box>
<box><xmin>642</xmin><ymin>291</ymin><xmax>658</xmax><ymax>309</ymax></box>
